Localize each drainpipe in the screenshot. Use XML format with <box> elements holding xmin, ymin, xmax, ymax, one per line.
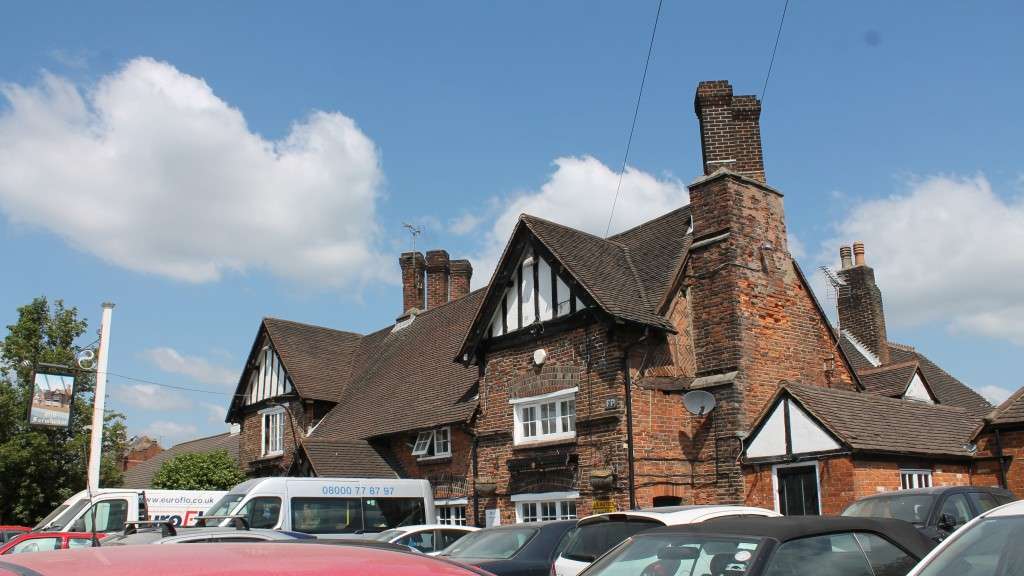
<box><xmin>994</xmin><ymin>428</ymin><xmax>1008</xmax><ymax>489</ymax></box>
<box><xmin>472</xmin><ymin>435</ymin><xmax>480</xmax><ymax>527</ymax></box>
<box><xmin>623</xmin><ymin>330</ymin><xmax>649</xmax><ymax>510</ymax></box>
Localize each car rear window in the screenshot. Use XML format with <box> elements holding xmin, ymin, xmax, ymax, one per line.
<box><xmin>562</xmin><ymin>518</ymin><xmax>662</xmax><ymax>562</ymax></box>
<box><xmin>443</xmin><ymin>527</ymin><xmax>538</xmax><ymax>560</ymax></box>
<box><xmin>842</xmin><ymin>495</ymin><xmax>935</xmax><ymax>526</ymax></box>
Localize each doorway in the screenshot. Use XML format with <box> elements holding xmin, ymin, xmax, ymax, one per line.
<box><xmin>775</xmin><ymin>464</ymin><xmax>820</xmax><ymax>516</ymax></box>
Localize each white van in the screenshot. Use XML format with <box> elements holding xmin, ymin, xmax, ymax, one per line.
<box><xmin>209</xmin><ymin>477</ymin><xmax>436</xmax><ymax>538</ymax></box>
<box><xmin>34</xmin><ymin>489</ymin><xmax>226</xmax><ymax>534</ymax></box>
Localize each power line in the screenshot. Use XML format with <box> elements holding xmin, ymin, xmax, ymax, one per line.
<box><xmin>102</xmin><ymin>371</ymin><xmax>236</xmax><ymax>397</ymax></box>
<box><xmin>604</xmin><ymin>0</ymin><xmax>665</xmax><ymax>238</ymax></box>
<box><xmin>761</xmin><ymin>0</ymin><xmax>791</xmax><ymax>103</ymax></box>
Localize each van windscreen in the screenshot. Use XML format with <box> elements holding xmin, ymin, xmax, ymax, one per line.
<box><xmin>206</xmin><ymin>493</ymin><xmax>245</xmax><ymax>518</ymax></box>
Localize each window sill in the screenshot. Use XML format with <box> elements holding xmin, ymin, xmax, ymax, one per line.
<box><xmin>416</xmin><ymin>454</ymin><xmax>453</xmax><ymax>464</ymax></box>
<box><xmin>512</xmin><ymin>436</ymin><xmax>577</xmax><ymax>451</ymax></box>
<box><xmin>257</xmin><ymin>452</ymin><xmax>284</xmax><ymax>461</ymax></box>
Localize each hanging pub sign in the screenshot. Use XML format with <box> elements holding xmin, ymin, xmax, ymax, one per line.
<box><xmin>28</xmin><ymin>369</ymin><xmax>76</xmax><ymax>429</ymax></box>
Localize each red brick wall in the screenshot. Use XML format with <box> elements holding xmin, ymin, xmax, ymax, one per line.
<box><xmin>975</xmin><ymin>428</ymin><xmax>1024</xmax><ymax>494</ymax></box>
<box><xmin>238</xmin><ymin>401</ymin><xmax>307</xmax><ymax>476</ymax></box>
<box><xmin>426</xmin><ymin>250</ymin><xmax>451</xmax><ymax>310</ymax></box>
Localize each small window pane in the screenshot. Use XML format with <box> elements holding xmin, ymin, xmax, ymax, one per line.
<box><xmin>561</xmin><ymin>500</ymin><xmax>577</xmax><ymax>519</ymax></box>
<box><xmin>561</xmin><ymin>399</ymin><xmax>576</xmax><ymax>432</ymax></box>
<box><xmin>434</xmin><ymin>428</ymin><xmax>451</xmax><ymax>456</ymax></box>
<box><xmin>541</xmin><ymin>402</ymin><xmax>557</xmax><ymax>435</ymax></box>
<box><xmin>521</xmin><ymin>503</ymin><xmax>538</xmax><ymax>523</ymax></box>
<box><xmin>412</xmin><ymin>431</ymin><xmax>434</xmax><ymax>456</ymax></box>
<box><xmin>522</xmin><ymin>406</ymin><xmax>537</xmax><ymax>438</ymax></box>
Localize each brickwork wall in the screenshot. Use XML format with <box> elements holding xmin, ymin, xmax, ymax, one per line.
<box><xmin>474</xmin><ymin>321</ymin><xmax>634</xmax><ymax>525</ymax></box>
<box><xmin>974</xmin><ymin>428</ymin><xmax>1024</xmax><ymax>494</ymax></box>
<box><xmin>238</xmin><ymin>401</ymin><xmax>308</xmax><ymax>476</ymax></box>
<box><xmin>426</xmin><ymin>250</ymin><xmax>451</xmax><ymax>310</ymax></box>
<box><xmin>837</xmin><ymin>264</ymin><xmax>891</xmax><ymax>363</ymax></box>
<box><xmin>450</xmin><ymin>260</ymin><xmax>473</xmax><ymax>301</ymax></box>
<box><xmin>384</xmin><ymin>426</ymin><xmax>475</xmax><ymax>506</ymax></box>
<box><xmin>399</xmin><ymin>252</ymin><xmax>426</xmax><ymax>314</ymax></box>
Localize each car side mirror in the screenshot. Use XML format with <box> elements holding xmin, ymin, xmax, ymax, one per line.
<box><xmin>937</xmin><ymin>513</ymin><xmax>957</xmax><ymax>532</ymax></box>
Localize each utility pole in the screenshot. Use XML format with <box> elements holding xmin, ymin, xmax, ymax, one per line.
<box><xmin>87</xmin><ymin>302</ymin><xmax>114</xmax><ymax>493</ymax></box>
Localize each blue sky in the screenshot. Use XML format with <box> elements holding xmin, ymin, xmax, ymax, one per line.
<box><xmin>1</xmin><ymin>1</ymin><xmax>1022</xmax><ymax>447</ymax></box>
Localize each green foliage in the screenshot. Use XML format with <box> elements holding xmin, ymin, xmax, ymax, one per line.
<box><xmin>151</xmin><ymin>450</ymin><xmax>246</xmax><ymax>490</ymax></box>
<box><xmin>0</xmin><ymin>297</ymin><xmax>127</xmax><ymax>525</ymax></box>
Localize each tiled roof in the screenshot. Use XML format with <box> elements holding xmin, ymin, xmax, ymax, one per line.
<box><xmin>608</xmin><ymin>207</ymin><xmax>693</xmax><ymax>308</ymax></box>
<box><xmin>121</xmin><ymin>432</ymin><xmax>240</xmax><ymax>489</ymax></box>
<box><xmin>310</xmin><ymin>289</ymin><xmax>484</xmax><ymax>443</ymax></box>
<box><xmin>520</xmin><ymin>214</ymin><xmax>682</xmax><ymax>331</ymax></box>
<box><xmin>987</xmin><ymin>386</ymin><xmax>1024</xmax><ymax>426</ymax></box>
<box><xmin>263</xmin><ymin>318</ymin><xmax>363</xmax><ymax>403</ymax></box>
<box><xmin>301</xmin><ymin>439</ymin><xmax>397</xmax><ymax>478</ymax></box>
<box><xmin>857</xmin><ymin>362</ymin><xmax>919</xmax><ymax>397</ymax></box>
<box><xmin>783</xmin><ymin>382</ymin><xmax>982</xmax><ymax>458</ymax></box>
<box><xmin>839</xmin><ymin>334</ymin><xmax>991</xmax><ymax>417</ymax></box>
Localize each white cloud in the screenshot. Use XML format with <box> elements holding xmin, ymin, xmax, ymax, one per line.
<box><xmin>821</xmin><ymin>174</ymin><xmax>1024</xmax><ymax>345</ymax></box>
<box><xmin>787</xmin><ymin>232</ymin><xmax>807</xmax><ymax>260</ymax></box>
<box><xmin>473</xmin><ymin>156</ymin><xmax>688</xmax><ymax>284</ymax></box>
<box><xmin>449</xmin><ymin>213</ymin><xmax>482</xmax><ymax>236</ymax></box>
<box><xmin>112</xmin><ymin>383</ymin><xmax>190</xmax><ymax>410</ymax></box>
<box><xmin>143</xmin><ymin>420</ymin><xmax>198</xmax><ymax>446</ymax></box>
<box><xmin>0</xmin><ymin>57</ymin><xmax>385</xmax><ymax>287</ymax></box>
<box><xmin>978</xmin><ymin>385</ymin><xmax>1013</xmax><ymax>406</ymax></box>
<box><xmin>142</xmin><ymin>347</ymin><xmax>237</xmax><ymax>386</ymax></box>
<box><xmin>200</xmin><ymin>402</ymin><xmax>229</xmax><ymax>426</ymax></box>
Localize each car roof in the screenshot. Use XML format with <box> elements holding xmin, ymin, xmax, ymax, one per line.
<box><xmin>985</xmin><ymin>499</ymin><xmax>1024</xmax><ymax>518</ymax></box>
<box><xmin>0</xmin><ymin>542</ymin><xmax>491</xmax><ymax>576</ymax></box>
<box><xmin>854</xmin><ymin>486</ymin><xmax>1012</xmax><ymax>498</ymax></box>
<box><xmin>641</xmin><ymin>516</ymin><xmax>935</xmax><ymax>558</ymax></box>
<box><xmin>388</xmin><ymin>524</ymin><xmax>478</xmax><ymax>532</ymax></box>
<box><xmin>578</xmin><ymin>505</ymin><xmax>778</xmax><ymax>526</ymax></box>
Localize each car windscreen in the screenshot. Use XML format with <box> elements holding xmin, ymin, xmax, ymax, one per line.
<box><xmin>916</xmin><ymin>515</ymin><xmax>1024</xmax><ymax>576</ymax></box>
<box><xmin>842</xmin><ymin>494</ymin><xmax>936</xmax><ymax>526</ymax></box>
<box><xmin>442</xmin><ymin>527</ymin><xmax>539</xmax><ymax>560</ymax></box>
<box><xmin>33</xmin><ymin>504</ymin><xmax>71</xmax><ymax>531</ymax></box>
<box><xmin>562</xmin><ymin>518</ymin><xmax>662</xmax><ymax>562</ymax></box>
<box><xmin>205</xmin><ymin>493</ymin><xmax>245</xmax><ymax>518</ymax></box>
<box><xmin>585</xmin><ymin>533</ymin><xmax>764</xmax><ymax>576</ymax></box>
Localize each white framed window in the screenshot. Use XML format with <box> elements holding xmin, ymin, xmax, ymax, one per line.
<box><xmin>411</xmin><ymin>426</ymin><xmax>452</xmax><ymax>459</ymax></box>
<box><xmin>512</xmin><ymin>492</ymin><xmax>578</xmax><ymax>523</ymax></box>
<box><xmin>511</xmin><ymin>388</ymin><xmax>577</xmax><ymax>445</ymax></box>
<box><xmin>437</xmin><ymin>505</ymin><xmax>467</xmax><ymax>526</ymax></box>
<box><xmin>260</xmin><ymin>406</ymin><xmax>285</xmax><ymax>457</ymax></box>
<box><xmin>900</xmin><ymin>469</ymin><xmax>933</xmax><ymax>490</ymax></box>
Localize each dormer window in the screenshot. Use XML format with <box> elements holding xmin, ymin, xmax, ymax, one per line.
<box><xmin>412</xmin><ymin>427</ymin><xmax>452</xmax><ymax>459</ymax></box>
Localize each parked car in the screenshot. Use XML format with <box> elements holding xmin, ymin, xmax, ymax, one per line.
<box><xmin>554</xmin><ymin>505</ymin><xmax>779</xmax><ymax>576</ymax></box>
<box><xmin>101</xmin><ymin>522</ymin><xmax>313</xmax><ymax>546</ymax></box>
<box><xmin>0</xmin><ymin>532</ymin><xmax>105</xmax><ymax>556</ymax></box>
<box><xmin>579</xmin><ymin>516</ymin><xmax>935</xmax><ymax>576</ymax></box>
<box><xmin>842</xmin><ymin>486</ymin><xmax>1016</xmax><ymax>542</ymax></box>
<box><xmin>439</xmin><ymin>519</ymin><xmax>577</xmax><ymax>576</ymax></box>
<box><xmin>905</xmin><ymin>498</ymin><xmax>1024</xmax><ymax>576</ymax></box>
<box><xmin>0</xmin><ymin>527</ymin><xmax>30</xmax><ymax>544</ymax></box>
<box><xmin>372</xmin><ymin>524</ymin><xmax>478</xmax><ymax>555</ymax></box>
<box><xmin>0</xmin><ymin>542</ymin><xmax>495</xmax><ymax>576</ymax></box>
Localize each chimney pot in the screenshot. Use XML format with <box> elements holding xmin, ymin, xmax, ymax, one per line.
<box><xmin>425</xmin><ymin>249</ymin><xmax>451</xmax><ymax>310</ymax></box>
<box><xmin>853</xmin><ymin>241</ymin><xmax>865</xmax><ymax>267</ymax></box>
<box><xmin>839</xmin><ymin>246</ymin><xmax>853</xmax><ymax>270</ymax></box>
<box><xmin>450</xmin><ymin>259</ymin><xmax>473</xmax><ymax>301</ymax></box>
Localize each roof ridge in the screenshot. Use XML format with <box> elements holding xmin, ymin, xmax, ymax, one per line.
<box><xmin>171</xmin><ymin>431</ymin><xmax>233</xmax><ymax>448</ymax></box>
<box><xmin>784</xmin><ymin>381</ymin><xmax>972</xmax><ymax>415</ymax></box>
<box><xmin>607</xmin><ymin>205</ymin><xmax>691</xmax><ymax>241</ymax></box>
<box><xmin>264</xmin><ymin>316</ymin><xmax>363</xmax><ymax>338</ymax></box>
<box><xmin>520</xmin><ymin>213</ymin><xmax>627</xmax><ymax>248</ymax></box>
<box><xmin>841</xmin><ymin>330</ymin><xmax>882</xmax><ymax>367</ymax></box>
<box><xmin>988</xmin><ymin>385</ymin><xmax>1024</xmax><ymax>421</ymax></box>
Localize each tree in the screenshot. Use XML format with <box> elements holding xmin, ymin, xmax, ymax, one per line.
<box><xmin>0</xmin><ymin>297</ymin><xmax>127</xmax><ymax>524</ymax></box>
<box><xmin>151</xmin><ymin>450</ymin><xmax>246</xmax><ymax>490</ymax></box>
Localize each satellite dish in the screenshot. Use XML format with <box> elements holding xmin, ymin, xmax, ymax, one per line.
<box><xmin>683</xmin><ymin>390</ymin><xmax>716</xmax><ymax>416</ymax></box>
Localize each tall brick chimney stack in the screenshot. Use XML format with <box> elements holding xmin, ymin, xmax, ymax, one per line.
<box><xmin>837</xmin><ymin>241</ymin><xmax>890</xmax><ymax>364</ymax></box>
<box><xmin>399</xmin><ymin>251</ymin><xmax>426</xmax><ymax>314</ymax></box>
<box><xmin>694</xmin><ymin>80</ymin><xmax>766</xmax><ymax>183</ymax></box>
<box><xmin>450</xmin><ymin>259</ymin><xmax>473</xmax><ymax>300</ymax></box>
<box><xmin>425</xmin><ymin>250</ymin><xmax>451</xmax><ymax>310</ymax></box>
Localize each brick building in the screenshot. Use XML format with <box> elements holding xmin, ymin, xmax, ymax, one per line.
<box><xmin>224</xmin><ymin>79</ymin><xmax>1018</xmax><ymax>526</ymax></box>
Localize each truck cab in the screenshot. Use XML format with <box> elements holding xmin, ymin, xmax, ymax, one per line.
<box><xmin>34</xmin><ymin>490</ymin><xmax>143</xmax><ymax>535</ymax></box>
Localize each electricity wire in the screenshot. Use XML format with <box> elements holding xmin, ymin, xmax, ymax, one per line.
<box><xmin>761</xmin><ymin>0</ymin><xmax>791</xmax><ymax>103</ymax></box>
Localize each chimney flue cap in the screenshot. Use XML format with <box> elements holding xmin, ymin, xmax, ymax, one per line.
<box><xmin>853</xmin><ymin>241</ymin><xmax>866</xmax><ymax>266</ymax></box>
<box><xmin>839</xmin><ymin>246</ymin><xmax>853</xmax><ymax>269</ymax></box>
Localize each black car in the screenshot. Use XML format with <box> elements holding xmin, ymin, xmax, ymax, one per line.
<box><xmin>580</xmin><ymin>516</ymin><xmax>935</xmax><ymax>576</ymax></box>
<box><xmin>841</xmin><ymin>485</ymin><xmax>1015</xmax><ymax>542</ymax></box>
<box><xmin>439</xmin><ymin>520</ymin><xmax>577</xmax><ymax>576</ymax></box>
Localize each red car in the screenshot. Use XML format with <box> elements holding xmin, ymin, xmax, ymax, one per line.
<box><xmin>0</xmin><ymin>528</ymin><xmax>29</xmax><ymax>545</ymax></box>
<box><xmin>0</xmin><ymin>542</ymin><xmax>494</xmax><ymax>575</ymax></box>
<box><xmin>0</xmin><ymin>532</ymin><xmax>104</xmax><ymax>556</ymax></box>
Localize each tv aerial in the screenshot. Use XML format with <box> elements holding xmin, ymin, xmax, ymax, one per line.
<box><xmin>682</xmin><ymin>390</ymin><xmax>717</xmax><ymax>416</ymax></box>
<box><xmin>402</xmin><ymin>223</ymin><xmax>423</xmax><ymax>252</ymax></box>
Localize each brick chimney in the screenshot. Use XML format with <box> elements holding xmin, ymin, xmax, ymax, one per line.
<box><xmin>450</xmin><ymin>259</ymin><xmax>473</xmax><ymax>300</ymax></box>
<box><xmin>399</xmin><ymin>251</ymin><xmax>426</xmax><ymax>314</ymax></box>
<box><xmin>837</xmin><ymin>241</ymin><xmax>891</xmax><ymax>364</ymax></box>
<box><xmin>694</xmin><ymin>80</ymin><xmax>766</xmax><ymax>183</ymax></box>
<box><xmin>426</xmin><ymin>250</ymin><xmax>451</xmax><ymax>310</ymax></box>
